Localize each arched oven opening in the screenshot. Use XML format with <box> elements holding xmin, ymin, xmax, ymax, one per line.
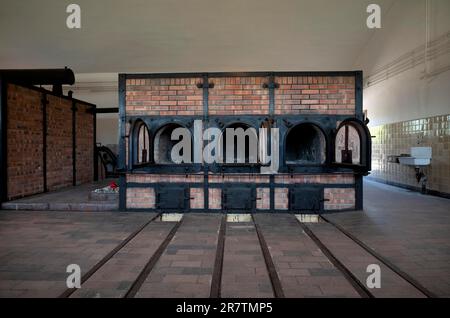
<box><xmin>133</xmin><ymin>120</ymin><xmax>151</xmax><ymax>165</ymax></box>
<box><xmin>154</xmin><ymin>123</ymin><xmax>186</xmax><ymax>164</ymax></box>
<box><xmin>285</xmin><ymin>123</ymin><xmax>326</xmax><ymax>165</ymax></box>
<box><xmin>221</xmin><ymin>122</ymin><xmax>258</xmax><ymax>164</ymax></box>
<box><xmin>335</xmin><ymin>124</ymin><xmax>361</xmax><ymax>165</ymax></box>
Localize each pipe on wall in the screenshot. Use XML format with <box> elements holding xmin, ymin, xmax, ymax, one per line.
<box><xmin>0</xmin><ymin>68</ymin><xmax>75</xmax><ymax>95</ymax></box>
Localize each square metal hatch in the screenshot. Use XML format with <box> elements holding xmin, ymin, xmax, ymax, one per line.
<box><xmin>156</xmin><ymin>187</ymin><xmax>188</xmax><ymax>210</ymax></box>
<box><xmin>223</xmin><ymin>187</ymin><xmax>254</xmax><ymax>211</ymax></box>
<box><xmin>289</xmin><ymin>187</ymin><xmax>323</xmax><ymax>212</ymax></box>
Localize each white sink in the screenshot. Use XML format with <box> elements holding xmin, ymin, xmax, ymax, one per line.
<box><xmin>398</xmin><ymin>147</ymin><xmax>432</xmax><ymax>167</ymax></box>
<box><xmin>398</xmin><ymin>157</ymin><xmax>431</xmax><ymax>166</ymax></box>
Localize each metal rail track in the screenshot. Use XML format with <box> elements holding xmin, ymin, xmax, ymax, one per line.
<box><xmin>210</xmin><ymin>215</ymin><xmax>227</xmax><ymax>298</ymax></box>
<box><xmin>59</xmin><ymin>213</ymin><xmax>163</xmax><ymax>298</ymax></box>
<box><xmin>124</xmin><ymin>219</ymin><xmax>183</xmax><ymax>298</ymax></box>
<box><xmin>320</xmin><ymin>215</ymin><xmax>436</xmax><ymax>298</ymax></box>
<box><xmin>296</xmin><ymin>218</ymin><xmax>374</xmax><ymax>298</ymax></box>
<box><xmin>252</xmin><ymin>215</ymin><xmax>285</xmax><ymax>298</ymax></box>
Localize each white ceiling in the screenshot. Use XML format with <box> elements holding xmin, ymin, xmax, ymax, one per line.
<box><xmin>0</xmin><ymin>0</ymin><xmax>395</xmax><ymax>74</ymax></box>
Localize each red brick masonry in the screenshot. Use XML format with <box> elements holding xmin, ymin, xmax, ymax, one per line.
<box><xmin>123</xmin><ymin>73</ymin><xmax>360</xmax><ymax>212</ymax></box>
<box><xmin>126</xmin><ymin>174</ymin><xmax>356</xmax><ymax>211</ymax></box>
<box><xmin>6</xmin><ymin>84</ymin><xmax>95</xmax><ymax>200</ymax></box>
<box><xmin>126</xmin><ymin>75</ymin><xmax>355</xmax><ymax>117</ymax></box>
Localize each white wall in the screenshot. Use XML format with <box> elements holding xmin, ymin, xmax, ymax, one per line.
<box><xmin>96</xmin><ymin>116</ymin><xmax>119</xmax><ymax>147</ymax></box>
<box><xmin>65</xmin><ymin>73</ymin><xmax>119</xmax><ymax>147</ymax></box>
<box><xmin>67</xmin><ymin>1</ymin><xmax>450</xmax><ymax>143</ymax></box>
<box><xmin>354</xmin><ymin>0</ymin><xmax>450</xmax><ymax>126</ymax></box>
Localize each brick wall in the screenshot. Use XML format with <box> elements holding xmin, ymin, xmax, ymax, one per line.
<box><xmin>190</xmin><ymin>187</ymin><xmax>204</xmax><ymax>209</ymax></box>
<box><xmin>275</xmin><ymin>76</ymin><xmax>355</xmax><ymax>115</ymax></box>
<box><xmin>6</xmin><ymin>84</ymin><xmax>44</xmax><ymax>199</ymax></box>
<box><xmin>324</xmin><ymin>188</ymin><xmax>356</xmax><ymax>210</ymax></box>
<box><xmin>209</xmin><ymin>77</ymin><xmax>269</xmax><ymax>115</ymax></box>
<box><xmin>126</xmin><ymin>187</ymin><xmax>155</xmax><ymax>209</ymax></box>
<box><xmin>46</xmin><ymin>95</ymin><xmax>73</xmax><ymax>191</ymax></box>
<box><xmin>274</xmin><ymin>188</ymin><xmax>289</xmax><ymax>210</ymax></box>
<box><xmin>75</xmin><ymin>103</ymin><xmax>94</xmax><ymax>185</ymax></box>
<box><xmin>256</xmin><ymin>188</ymin><xmax>270</xmax><ymax>210</ymax></box>
<box><xmin>126</xmin><ymin>78</ymin><xmax>203</xmax><ymax>116</ymax></box>
<box><xmin>208</xmin><ymin>188</ymin><xmax>221</xmax><ymax>210</ymax></box>
<box><xmin>125</xmin><ymin>75</ymin><xmax>354</xmax><ymax>117</ymax></box>
<box><xmin>5</xmin><ymin>84</ymin><xmax>95</xmax><ymax>200</ymax></box>
<box><xmin>125</xmin><ymin>173</ymin><xmax>355</xmax><ymax>211</ymax></box>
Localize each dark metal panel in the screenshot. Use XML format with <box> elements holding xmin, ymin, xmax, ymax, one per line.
<box><xmin>223</xmin><ymin>187</ymin><xmax>254</xmax><ymax>211</ymax></box>
<box><xmin>355</xmin><ymin>71</ymin><xmax>363</xmax><ymax>119</ymax></box>
<box><xmin>72</xmin><ymin>101</ymin><xmax>77</xmax><ymax>186</ymax></box>
<box><xmin>289</xmin><ymin>187</ymin><xmax>323</xmax><ymax>211</ymax></box>
<box><xmin>95</xmin><ymin>107</ymin><xmax>118</xmax><ymax>114</ymax></box>
<box><xmin>265</xmin><ymin>73</ymin><xmax>277</xmax><ymax>115</ymax></box>
<box><xmin>156</xmin><ymin>186</ymin><xmax>188</xmax><ymax>211</ymax></box>
<box><xmin>118</xmin><ymin>73</ymin><xmax>128</xmax><ymax>212</ymax></box>
<box><xmin>201</xmin><ymin>75</ymin><xmax>210</xmax><ymax>210</ymax></box>
<box><xmin>269</xmin><ymin>175</ymin><xmax>275</xmax><ymax>212</ymax></box>
<box><xmin>119</xmin><ymin>175</ymin><xmax>126</xmax><ymax>211</ymax></box>
<box><xmin>42</xmin><ymin>93</ymin><xmax>48</xmax><ymax>193</ymax></box>
<box><xmin>201</xmin><ymin>74</ymin><xmax>209</xmax><ymax>120</ymax></box>
<box><xmin>118</xmin><ymin>74</ymin><xmax>127</xmax><ymax>171</ymax></box>
<box><xmin>355</xmin><ymin>175</ymin><xmax>363</xmax><ymax>210</ymax></box>
<box><xmin>0</xmin><ymin>77</ymin><xmax>7</xmax><ymax>202</ymax></box>
<box><xmin>0</xmin><ymin>68</ymin><xmax>75</xmax><ymax>86</ymax></box>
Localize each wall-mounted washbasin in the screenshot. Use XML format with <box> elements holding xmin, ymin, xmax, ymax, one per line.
<box><xmin>398</xmin><ymin>147</ymin><xmax>432</xmax><ymax>167</ymax></box>
<box><xmin>398</xmin><ymin>157</ymin><xmax>431</xmax><ymax>166</ymax></box>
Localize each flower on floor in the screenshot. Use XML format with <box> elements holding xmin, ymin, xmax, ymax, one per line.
<box><xmin>93</xmin><ymin>181</ymin><xmax>119</xmax><ymax>193</ymax></box>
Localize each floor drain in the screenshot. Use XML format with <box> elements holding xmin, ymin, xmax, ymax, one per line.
<box><xmin>295</xmin><ymin>214</ymin><xmax>321</xmax><ymax>223</ymax></box>
<box><xmin>159</xmin><ymin>213</ymin><xmax>183</xmax><ymax>222</ymax></box>
<box><xmin>226</xmin><ymin>214</ymin><xmax>252</xmax><ymax>223</ymax></box>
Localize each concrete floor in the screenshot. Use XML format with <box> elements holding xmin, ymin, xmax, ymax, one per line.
<box><xmin>0</xmin><ymin>179</ymin><xmax>449</xmax><ymax>298</ymax></box>
<box><xmin>1</xmin><ymin>180</ymin><xmax>117</xmax><ymax>211</ymax></box>
<box><xmin>327</xmin><ymin>179</ymin><xmax>450</xmax><ymax>297</ymax></box>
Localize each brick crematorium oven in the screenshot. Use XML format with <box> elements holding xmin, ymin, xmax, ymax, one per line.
<box><xmin>0</xmin><ymin>69</ymin><xmax>97</xmax><ymax>203</ymax></box>
<box><xmin>119</xmin><ymin>72</ymin><xmax>371</xmax><ymax>214</ymax></box>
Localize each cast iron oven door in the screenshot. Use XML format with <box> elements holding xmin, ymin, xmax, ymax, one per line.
<box><xmin>332</xmin><ymin>118</ymin><xmax>372</xmax><ymax>174</ymax></box>
<box><xmin>223</xmin><ymin>187</ymin><xmax>255</xmax><ymax>211</ymax></box>
<box><xmin>156</xmin><ymin>186</ymin><xmax>188</xmax><ymax>211</ymax></box>
<box><xmin>289</xmin><ymin>187</ymin><xmax>323</xmax><ymax>212</ymax></box>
